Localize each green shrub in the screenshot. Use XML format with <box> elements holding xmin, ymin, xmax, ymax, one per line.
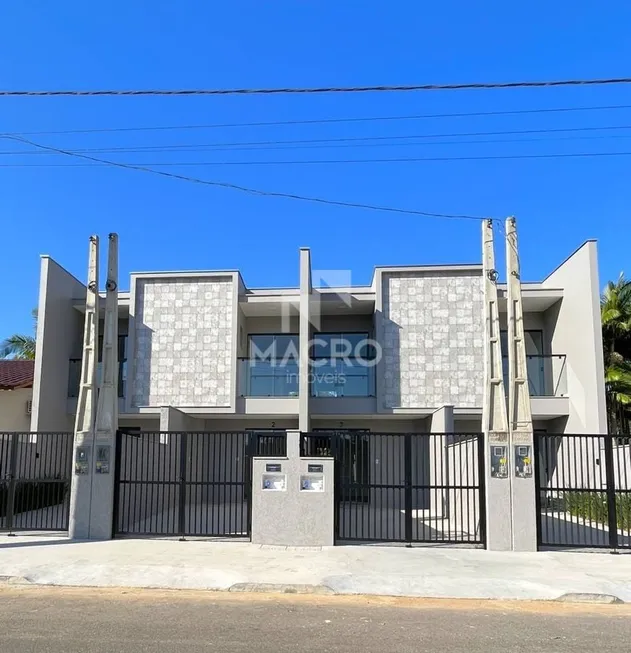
<box><xmin>564</xmin><ymin>491</ymin><xmax>631</xmax><ymax>531</ymax></box>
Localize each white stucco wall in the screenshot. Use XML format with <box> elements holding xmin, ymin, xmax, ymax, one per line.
<box><xmin>378</xmin><ymin>270</ymin><xmax>484</xmax><ymax>409</ymax></box>
<box><xmin>542</xmin><ymin>241</ymin><xmax>607</xmax><ymax>433</ymax></box>
<box><xmin>131</xmin><ymin>276</ymin><xmax>236</xmax><ymax>408</ymax></box>
<box><xmin>31</xmin><ymin>256</ymin><xmax>86</xmax><ymax>432</ymax></box>
<box><xmin>0</xmin><ymin>388</ymin><xmax>33</xmax><ymax>432</ymax></box>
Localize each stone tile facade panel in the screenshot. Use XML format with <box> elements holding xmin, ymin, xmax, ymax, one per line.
<box><xmin>381</xmin><ymin>271</ymin><xmax>483</xmax><ymax>409</ymax></box>
<box><xmin>132</xmin><ymin>277</ymin><xmax>234</xmax><ymax>407</ymax></box>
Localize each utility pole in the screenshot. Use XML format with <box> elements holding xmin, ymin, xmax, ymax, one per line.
<box><xmin>69</xmin><ymin>236</ymin><xmax>99</xmax><ymax>539</ymax></box>
<box><xmin>91</xmin><ymin>233</ymin><xmax>119</xmax><ymax>538</ymax></box>
<box><xmin>482</xmin><ymin>220</ymin><xmax>511</xmax><ymax>550</ymax></box>
<box><xmin>505</xmin><ymin>217</ymin><xmax>537</xmax><ymax>551</ymax></box>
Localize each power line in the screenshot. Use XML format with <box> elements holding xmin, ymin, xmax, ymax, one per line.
<box><xmin>3</xmin><ymin>131</ymin><xmax>631</xmax><ymax>158</ymax></box>
<box><xmin>4</xmin><ymin>124</ymin><xmax>631</xmax><ymax>156</ymax></box>
<box><xmin>2</xmin><ymin>132</ymin><xmax>631</xmax><ymax>158</ymax></box>
<box><xmin>3</xmin><ymin>151</ymin><xmax>631</xmax><ymax>167</ymax></box>
<box><xmin>2</xmin><ymin>77</ymin><xmax>631</xmax><ymax>96</ymax></box>
<box><xmin>6</xmin><ymin>103</ymin><xmax>631</xmax><ymax>136</ymax></box>
<box><xmin>0</xmin><ymin>134</ymin><xmax>485</xmax><ymax>221</ymax></box>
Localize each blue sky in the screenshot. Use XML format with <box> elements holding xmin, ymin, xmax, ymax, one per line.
<box><xmin>1</xmin><ymin>2</ymin><xmax>630</xmax><ymax>337</ymax></box>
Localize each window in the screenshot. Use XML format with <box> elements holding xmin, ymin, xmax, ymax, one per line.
<box><xmin>311</xmin><ymin>333</ymin><xmax>375</xmax><ymax>398</ymax></box>
<box><xmin>249</xmin><ymin>334</ymin><xmax>298</xmax><ymax>362</ymax></box>
<box><xmin>242</xmin><ymin>334</ymin><xmax>299</xmax><ymax>397</ymax></box>
<box><xmin>69</xmin><ymin>335</ymin><xmax>127</xmax><ymax>398</ymax></box>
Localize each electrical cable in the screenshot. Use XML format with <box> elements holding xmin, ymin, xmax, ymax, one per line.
<box><xmin>3</xmin><ymin>124</ymin><xmax>631</xmax><ymax>156</ymax></box>
<box><xmin>2</xmin><ymin>77</ymin><xmax>631</xmax><ymax>96</ymax></box>
<box><xmin>6</xmin><ymin>103</ymin><xmax>631</xmax><ymax>136</ymax></box>
<box><xmin>0</xmin><ymin>134</ymin><xmax>488</xmax><ymax>221</ymax></box>
<box><xmin>3</xmin><ymin>151</ymin><xmax>631</xmax><ymax>167</ymax></box>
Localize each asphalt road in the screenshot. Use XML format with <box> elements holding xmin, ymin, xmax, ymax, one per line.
<box><xmin>1</xmin><ymin>587</ymin><xmax>630</xmax><ymax>653</ymax></box>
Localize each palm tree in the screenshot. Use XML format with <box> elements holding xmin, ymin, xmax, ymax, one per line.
<box><xmin>601</xmin><ymin>274</ymin><xmax>631</xmax><ymax>433</ymax></box>
<box><xmin>0</xmin><ymin>309</ymin><xmax>37</xmax><ymax>360</ymax></box>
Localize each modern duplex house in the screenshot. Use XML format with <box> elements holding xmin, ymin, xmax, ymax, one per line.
<box><xmin>31</xmin><ymin>241</ymin><xmax>606</xmax><ymax>438</ymax></box>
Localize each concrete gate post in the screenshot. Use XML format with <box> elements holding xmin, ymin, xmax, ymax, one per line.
<box><xmin>251</xmin><ymin>429</ymin><xmax>334</xmax><ymax>546</ymax></box>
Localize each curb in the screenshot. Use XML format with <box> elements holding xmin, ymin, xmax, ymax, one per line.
<box><xmin>229</xmin><ymin>583</ymin><xmax>335</xmax><ymax>595</ymax></box>
<box><xmin>556</xmin><ymin>593</ymin><xmax>624</xmax><ymax>604</ymax></box>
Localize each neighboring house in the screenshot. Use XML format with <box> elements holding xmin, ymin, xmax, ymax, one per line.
<box><xmin>29</xmin><ymin>241</ymin><xmax>606</xmax><ymax>436</ymax></box>
<box><xmin>0</xmin><ymin>360</ymin><xmax>34</xmax><ymax>432</ymax></box>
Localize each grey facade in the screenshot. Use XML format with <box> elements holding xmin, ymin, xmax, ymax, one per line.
<box><xmin>30</xmin><ymin>241</ymin><xmax>606</xmax><ymax>436</ymax></box>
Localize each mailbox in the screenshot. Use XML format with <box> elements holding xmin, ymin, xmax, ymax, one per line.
<box><xmin>262</xmin><ymin>474</ymin><xmax>286</xmax><ymax>491</ymax></box>
<box><xmin>300</xmin><ymin>474</ymin><xmax>325</xmax><ymax>492</ymax></box>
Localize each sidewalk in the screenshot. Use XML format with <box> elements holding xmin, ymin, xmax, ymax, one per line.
<box><xmin>1</xmin><ymin>535</ymin><xmax>630</xmax><ymax>602</ymax></box>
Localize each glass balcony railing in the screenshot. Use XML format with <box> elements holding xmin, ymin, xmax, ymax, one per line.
<box><xmin>502</xmin><ymin>354</ymin><xmax>567</xmax><ymax>397</ymax></box>
<box><xmin>68</xmin><ymin>359</ymin><xmax>127</xmax><ymax>398</ymax></box>
<box><xmin>238</xmin><ymin>359</ymin><xmax>299</xmax><ymax>397</ymax></box>
<box><xmin>310</xmin><ymin>358</ymin><xmax>376</xmax><ymax>398</ymax></box>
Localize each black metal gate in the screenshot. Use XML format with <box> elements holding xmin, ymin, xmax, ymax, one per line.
<box><xmin>113</xmin><ymin>430</ymin><xmax>285</xmax><ymax>538</ymax></box>
<box><xmin>301</xmin><ymin>431</ymin><xmax>485</xmax><ymax>546</ymax></box>
<box><xmin>1</xmin><ymin>432</ymin><xmax>73</xmax><ymax>533</ymax></box>
<box><xmin>535</xmin><ymin>433</ymin><xmax>631</xmax><ymax>549</ymax></box>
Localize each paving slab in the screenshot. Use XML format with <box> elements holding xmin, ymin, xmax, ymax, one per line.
<box><xmin>0</xmin><ymin>534</ymin><xmax>630</xmax><ymax>601</ymax></box>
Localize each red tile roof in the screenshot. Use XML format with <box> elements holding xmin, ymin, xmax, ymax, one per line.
<box><xmin>0</xmin><ymin>360</ymin><xmax>35</xmax><ymax>390</ymax></box>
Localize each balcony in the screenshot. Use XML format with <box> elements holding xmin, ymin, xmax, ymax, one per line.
<box><xmin>310</xmin><ymin>358</ymin><xmax>376</xmax><ymax>398</ymax></box>
<box><xmin>68</xmin><ymin>359</ymin><xmax>127</xmax><ymax>398</ymax></box>
<box><xmin>238</xmin><ymin>358</ymin><xmax>298</xmax><ymax>397</ymax></box>
<box><xmin>502</xmin><ymin>354</ymin><xmax>567</xmax><ymax>397</ymax></box>
<box><xmin>502</xmin><ymin>354</ymin><xmax>569</xmax><ymax>420</ymax></box>
<box><xmin>526</xmin><ymin>354</ymin><xmax>567</xmax><ymax>397</ymax></box>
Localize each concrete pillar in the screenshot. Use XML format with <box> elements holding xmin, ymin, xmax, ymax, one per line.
<box><xmin>251</xmin><ymin>429</ymin><xmax>334</xmax><ymax>546</ymax></box>
<box><xmin>506</xmin><ymin>217</ymin><xmax>537</xmax><ymax>552</ymax></box>
<box><xmin>159</xmin><ymin>406</ymin><xmax>197</xmax><ymax>431</ymax></box>
<box><xmin>89</xmin><ymin>233</ymin><xmax>119</xmax><ymax>540</ymax></box>
<box><xmin>430</xmin><ymin>405</ymin><xmax>454</xmax><ymax>433</ymax></box>
<box><xmin>482</xmin><ymin>220</ymin><xmax>512</xmax><ymax>551</ymax></box>
<box><xmin>429</xmin><ymin>406</ymin><xmax>453</xmax><ymax>519</ymax></box>
<box><xmin>299</xmin><ymin>248</ymin><xmax>312</xmax><ymax>433</ymax></box>
<box><xmin>69</xmin><ymin>236</ymin><xmax>99</xmax><ymax>540</ymax></box>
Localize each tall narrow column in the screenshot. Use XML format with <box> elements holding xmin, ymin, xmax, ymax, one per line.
<box><xmin>69</xmin><ymin>235</ymin><xmax>99</xmax><ymax>539</ymax></box>
<box><xmin>482</xmin><ymin>220</ymin><xmax>511</xmax><ymax>550</ymax></box>
<box><xmin>299</xmin><ymin>248</ymin><xmax>312</xmax><ymax>433</ymax></box>
<box><xmin>90</xmin><ymin>233</ymin><xmax>119</xmax><ymax>539</ymax></box>
<box><xmin>506</xmin><ymin>217</ymin><xmax>537</xmax><ymax>551</ymax></box>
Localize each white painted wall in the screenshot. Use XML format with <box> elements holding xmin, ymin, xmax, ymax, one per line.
<box><xmin>31</xmin><ymin>257</ymin><xmax>86</xmax><ymax>432</ymax></box>
<box><xmin>0</xmin><ymin>388</ymin><xmax>33</xmax><ymax>431</ymax></box>
<box><xmin>542</xmin><ymin>241</ymin><xmax>607</xmax><ymax>433</ymax></box>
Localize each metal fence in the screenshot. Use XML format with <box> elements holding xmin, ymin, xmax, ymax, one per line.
<box><xmin>113</xmin><ymin>430</ymin><xmax>285</xmax><ymax>538</ymax></box>
<box><xmin>0</xmin><ymin>432</ymin><xmax>73</xmax><ymax>533</ymax></box>
<box><xmin>535</xmin><ymin>433</ymin><xmax>631</xmax><ymax>549</ymax></box>
<box><xmin>301</xmin><ymin>431</ymin><xmax>485</xmax><ymax>546</ymax></box>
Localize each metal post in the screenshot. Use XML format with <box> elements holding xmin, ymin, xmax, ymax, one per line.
<box><xmin>5</xmin><ymin>433</ymin><xmax>20</xmax><ymax>534</ymax></box>
<box><xmin>178</xmin><ymin>432</ymin><xmax>188</xmax><ymax>540</ymax></box>
<box><xmin>404</xmin><ymin>433</ymin><xmax>413</xmax><ymax>545</ymax></box>
<box><xmin>506</xmin><ymin>217</ymin><xmax>537</xmax><ymax>551</ymax></box>
<box><xmin>482</xmin><ymin>219</ymin><xmax>511</xmax><ymax>550</ymax></box>
<box><xmin>69</xmin><ymin>235</ymin><xmax>99</xmax><ymax>539</ymax></box>
<box><xmin>603</xmin><ymin>435</ymin><xmax>619</xmax><ymax>550</ymax></box>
